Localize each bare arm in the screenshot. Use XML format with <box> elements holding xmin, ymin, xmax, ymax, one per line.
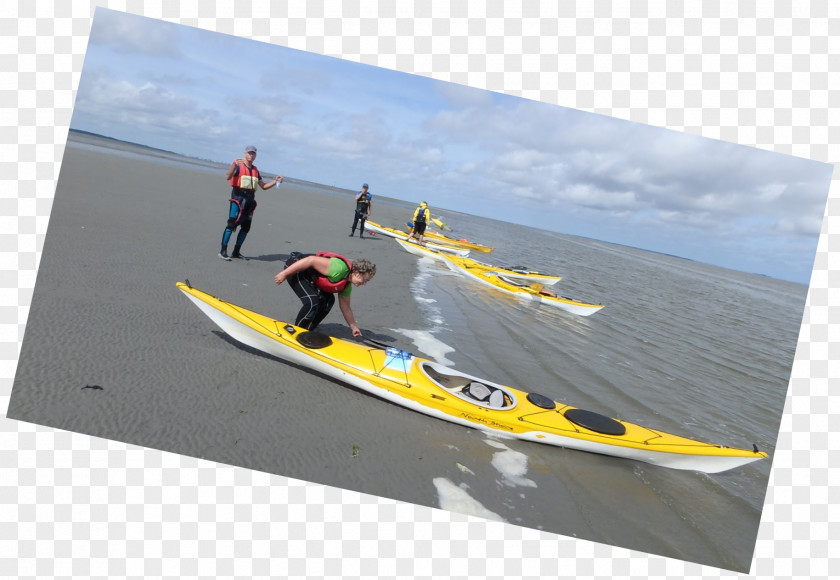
<box><xmin>338</xmin><ymin>293</ymin><xmax>361</xmax><ymax>336</ymax></box>
<box><xmin>224</xmin><ymin>159</ymin><xmax>245</xmax><ymax>180</ymax></box>
<box><xmin>274</xmin><ymin>255</ymin><xmax>331</xmax><ymax>285</ymax></box>
<box><xmin>259</xmin><ymin>175</ymin><xmax>283</xmax><ymax>190</ymax></box>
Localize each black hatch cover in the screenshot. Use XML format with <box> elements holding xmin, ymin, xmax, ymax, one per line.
<box><xmin>296</xmin><ymin>331</ymin><xmax>333</xmax><ymax>349</ymax></box>
<box><xmin>526</xmin><ymin>392</ymin><xmax>556</xmax><ymax>410</ymax></box>
<box><xmin>564</xmin><ymin>408</ymin><xmax>626</xmax><ymax>436</ymax></box>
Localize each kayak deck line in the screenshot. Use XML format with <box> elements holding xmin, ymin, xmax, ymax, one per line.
<box><xmin>518</xmin><ymin>408</ymin><xmax>667</xmax><ymax>447</ymax></box>
<box><xmin>176</xmin><ymin>281</ymin><xmax>768</xmax><ymax>474</ymax></box>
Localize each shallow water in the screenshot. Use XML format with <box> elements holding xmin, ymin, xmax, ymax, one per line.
<box><xmin>390</xmin><ymin>207</ymin><xmax>806</xmax><ymax>570</ymax></box>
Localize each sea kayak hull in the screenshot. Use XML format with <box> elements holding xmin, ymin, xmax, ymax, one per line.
<box><xmin>176</xmin><ymin>282</ymin><xmax>766</xmax><ymax>474</ymax></box>
<box><xmin>365</xmin><ymin>221</ymin><xmax>471</xmax><ymax>257</ymax></box>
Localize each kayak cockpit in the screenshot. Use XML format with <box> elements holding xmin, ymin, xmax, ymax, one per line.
<box><xmin>420</xmin><ymin>361</ymin><xmax>518</xmax><ymax>410</ymax></box>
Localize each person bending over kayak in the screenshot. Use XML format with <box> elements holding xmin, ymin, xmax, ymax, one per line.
<box><xmin>409</xmin><ymin>201</ymin><xmax>431</xmax><ymax>244</ymax></box>
<box><xmin>219</xmin><ymin>144</ymin><xmax>283</xmax><ymax>261</ymax></box>
<box><xmin>274</xmin><ymin>252</ymin><xmax>376</xmax><ymax>336</ymax></box>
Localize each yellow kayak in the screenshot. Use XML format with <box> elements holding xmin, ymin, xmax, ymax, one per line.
<box><xmin>403</xmin><ymin>223</ymin><xmax>494</xmax><ymax>253</ymax></box>
<box><xmin>364</xmin><ymin>221</ymin><xmax>471</xmax><ymax>257</ymax></box>
<box><xmin>395</xmin><ymin>238</ymin><xmax>563</xmax><ymax>286</ymax></box>
<box><xmin>176</xmin><ymin>281</ymin><xmax>767</xmax><ymax>473</ymax></box>
<box><xmin>443</xmin><ymin>254</ymin><xmax>605</xmax><ymax>317</ymax></box>
<box><xmin>394</xmin><ymin>238</ymin><xmax>600</xmax><ymax>315</ymax></box>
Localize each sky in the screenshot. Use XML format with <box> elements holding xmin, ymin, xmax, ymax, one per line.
<box><xmin>69</xmin><ymin>9</ymin><xmax>834</xmax><ymax>285</ymax></box>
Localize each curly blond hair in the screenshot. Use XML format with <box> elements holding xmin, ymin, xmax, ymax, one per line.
<box><xmin>351</xmin><ymin>258</ymin><xmax>376</xmax><ymax>278</ymax></box>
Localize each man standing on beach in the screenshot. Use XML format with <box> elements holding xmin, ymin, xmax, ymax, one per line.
<box><xmin>219</xmin><ymin>145</ymin><xmax>283</xmax><ymax>260</ymax></box>
<box><xmin>349</xmin><ymin>183</ymin><xmax>372</xmax><ymax>238</ymax></box>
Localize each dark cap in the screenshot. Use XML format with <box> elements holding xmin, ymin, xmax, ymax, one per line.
<box><xmin>244</xmin><ymin>145</ymin><xmax>257</xmax><ymax>153</ymax></box>
<box><xmin>362</xmin><ymin>183</ymin><xmax>369</xmax><ymax>189</ymax></box>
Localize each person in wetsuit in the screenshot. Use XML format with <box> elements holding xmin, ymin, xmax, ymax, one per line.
<box><xmin>274</xmin><ymin>252</ymin><xmax>376</xmax><ymax>336</ymax></box>
<box><xmin>349</xmin><ymin>183</ymin><xmax>372</xmax><ymax>238</ymax></box>
<box><xmin>219</xmin><ymin>145</ymin><xmax>283</xmax><ymax>260</ymax></box>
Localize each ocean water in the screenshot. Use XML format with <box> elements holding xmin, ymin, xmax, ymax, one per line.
<box><xmin>388</xmin><ymin>206</ymin><xmax>806</xmax><ymax>570</ymax></box>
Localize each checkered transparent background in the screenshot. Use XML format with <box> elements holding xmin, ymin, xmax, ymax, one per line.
<box><xmin>3</xmin><ymin>2</ymin><xmax>838</xmax><ymax>578</ymax></box>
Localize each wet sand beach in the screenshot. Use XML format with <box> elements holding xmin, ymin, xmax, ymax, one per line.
<box><xmin>8</xmin><ymin>133</ymin><xmax>452</xmax><ymax>503</ymax></box>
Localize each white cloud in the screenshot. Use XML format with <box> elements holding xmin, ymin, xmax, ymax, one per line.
<box><xmin>556</xmin><ymin>184</ymin><xmax>640</xmax><ymax>212</ymax></box>
<box><xmin>774</xmin><ymin>214</ymin><xmax>824</xmax><ymax>238</ymax></box>
<box><xmin>90</xmin><ymin>10</ymin><xmax>181</xmax><ymax>57</ymax></box>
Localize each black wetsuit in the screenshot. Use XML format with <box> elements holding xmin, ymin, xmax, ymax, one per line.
<box><xmin>350</xmin><ymin>191</ymin><xmax>372</xmax><ymax>237</ymax></box>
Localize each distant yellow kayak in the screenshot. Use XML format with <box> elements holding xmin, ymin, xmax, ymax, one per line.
<box><xmin>394</xmin><ymin>238</ymin><xmax>601</xmax><ymax>315</ymax></box>
<box><xmin>403</xmin><ymin>223</ymin><xmax>494</xmax><ymax>253</ymax></box>
<box><xmin>364</xmin><ymin>221</ymin><xmax>471</xmax><ymax>257</ymax></box>
<box><xmin>395</xmin><ymin>238</ymin><xmax>562</xmax><ymax>286</ymax></box>
<box><xmin>443</xmin><ymin>253</ymin><xmax>605</xmax><ymax>316</ymax></box>
<box><xmin>176</xmin><ymin>281</ymin><xmax>767</xmax><ymax>474</ymax></box>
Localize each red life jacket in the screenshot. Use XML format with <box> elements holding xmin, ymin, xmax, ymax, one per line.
<box><xmin>314</xmin><ymin>252</ymin><xmax>353</xmax><ymax>293</ymax></box>
<box><xmin>230</xmin><ymin>163</ymin><xmax>260</xmax><ymax>190</ymax></box>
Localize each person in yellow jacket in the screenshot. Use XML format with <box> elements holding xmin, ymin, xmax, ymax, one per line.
<box><xmin>409</xmin><ymin>201</ymin><xmax>431</xmax><ymax>244</ymax></box>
